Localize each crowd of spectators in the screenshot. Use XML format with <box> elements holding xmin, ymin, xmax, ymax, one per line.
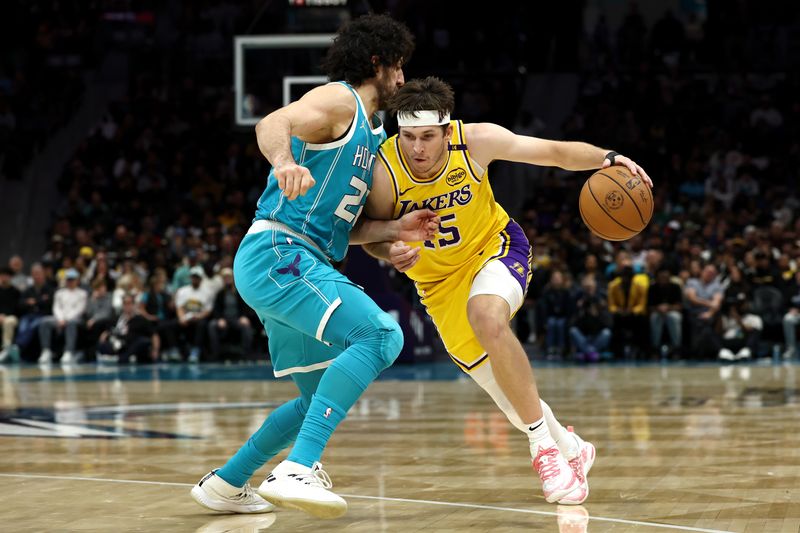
<box><xmin>0</xmin><ymin>1</ymin><xmax>97</xmax><ymax>180</ymax></box>
<box><xmin>0</xmin><ymin>2</ymin><xmax>798</xmax><ymax>366</ymax></box>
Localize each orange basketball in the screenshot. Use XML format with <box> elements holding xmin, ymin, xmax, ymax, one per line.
<box><xmin>579</xmin><ymin>165</ymin><xmax>653</xmax><ymax>241</ymax></box>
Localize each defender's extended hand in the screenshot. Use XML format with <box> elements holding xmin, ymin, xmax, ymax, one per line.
<box><xmin>396</xmin><ymin>209</ymin><xmax>440</xmax><ymax>242</ymax></box>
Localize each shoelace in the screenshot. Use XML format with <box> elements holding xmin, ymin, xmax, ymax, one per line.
<box><xmin>567</xmin><ymin>456</ymin><xmax>586</xmax><ymax>483</ymax></box>
<box><xmin>311</xmin><ymin>462</ymin><xmax>334</xmax><ymax>489</ymax></box>
<box><xmin>233</xmin><ymin>483</ymin><xmax>258</xmax><ymax>502</ymax></box>
<box><xmin>533</xmin><ymin>446</ymin><xmax>563</xmax><ymax>482</ymax></box>
<box><xmin>289</xmin><ymin>462</ymin><xmax>334</xmax><ymax>489</ymax></box>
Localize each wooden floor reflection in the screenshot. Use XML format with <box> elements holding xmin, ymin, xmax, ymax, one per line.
<box><xmin>0</xmin><ymin>361</ymin><xmax>798</xmax><ymax>532</ymax></box>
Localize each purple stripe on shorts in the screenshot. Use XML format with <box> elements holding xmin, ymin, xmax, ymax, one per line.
<box><xmin>497</xmin><ymin>219</ymin><xmax>532</xmax><ymax>293</ymax></box>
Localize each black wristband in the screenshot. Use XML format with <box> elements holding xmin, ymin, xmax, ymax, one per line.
<box><xmin>605</xmin><ymin>151</ymin><xmax>619</xmax><ymax>165</ymax></box>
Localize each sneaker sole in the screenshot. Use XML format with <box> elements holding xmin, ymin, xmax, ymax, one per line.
<box><xmin>258</xmin><ymin>489</ymin><xmax>347</xmax><ymax>519</ymax></box>
<box><xmin>190</xmin><ymin>485</ymin><xmax>275</xmax><ymax>514</ymax></box>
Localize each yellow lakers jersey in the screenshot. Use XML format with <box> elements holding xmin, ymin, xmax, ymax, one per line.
<box><xmin>377</xmin><ymin>120</ymin><xmax>510</xmax><ymax>283</ymax></box>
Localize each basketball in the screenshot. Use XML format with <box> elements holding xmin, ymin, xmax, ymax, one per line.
<box><xmin>579</xmin><ymin>165</ymin><xmax>653</xmax><ymax>241</ymax></box>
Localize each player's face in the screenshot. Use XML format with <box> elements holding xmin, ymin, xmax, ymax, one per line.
<box><xmin>376</xmin><ymin>61</ymin><xmax>405</xmax><ymax>109</ymax></box>
<box><xmin>398</xmin><ymin>125</ymin><xmax>451</xmax><ymax>177</ymax></box>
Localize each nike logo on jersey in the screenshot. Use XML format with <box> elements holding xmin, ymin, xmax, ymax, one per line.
<box><xmin>399</xmin><ymin>186</ymin><xmax>415</xmax><ymax>196</ymax></box>
<box><xmin>276</xmin><ymin>254</ymin><xmax>301</xmax><ymax>277</ymax></box>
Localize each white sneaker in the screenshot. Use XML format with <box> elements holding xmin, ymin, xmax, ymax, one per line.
<box><xmin>0</xmin><ymin>348</ymin><xmax>8</xmax><ymax>363</ymax></box>
<box><xmin>718</xmin><ymin>348</ymin><xmax>735</xmax><ymax>361</ymax></box>
<box><xmin>191</xmin><ymin>469</ymin><xmax>274</xmax><ymax>514</ymax></box>
<box><xmin>783</xmin><ymin>348</ymin><xmax>797</xmax><ymax>360</ymax></box>
<box><xmin>558</xmin><ymin>427</ymin><xmax>596</xmax><ymax>505</ymax></box>
<box><xmin>38</xmin><ymin>348</ymin><xmax>53</xmax><ymax>365</ymax></box>
<box><xmin>61</xmin><ymin>351</ymin><xmax>75</xmax><ymax>365</ymax></box>
<box><xmin>532</xmin><ymin>444</ymin><xmax>580</xmax><ymax>503</ymax></box>
<box><xmin>735</xmin><ymin>347</ymin><xmax>752</xmax><ymax>360</ymax></box>
<box><xmin>258</xmin><ymin>460</ymin><xmax>347</xmax><ymax>519</ymax></box>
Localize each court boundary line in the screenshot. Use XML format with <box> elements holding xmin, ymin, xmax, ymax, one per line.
<box><xmin>0</xmin><ymin>473</ymin><xmax>732</xmax><ymax>532</ymax></box>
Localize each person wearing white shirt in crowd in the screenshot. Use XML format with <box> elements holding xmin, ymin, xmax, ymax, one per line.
<box><xmin>38</xmin><ymin>268</ymin><xmax>88</xmax><ymax>365</ymax></box>
<box><xmin>175</xmin><ymin>265</ymin><xmax>212</xmax><ymax>363</ymax></box>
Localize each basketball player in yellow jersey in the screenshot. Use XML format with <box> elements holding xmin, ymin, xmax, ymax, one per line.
<box><xmin>363</xmin><ymin>77</ymin><xmax>652</xmax><ymax>505</ymax></box>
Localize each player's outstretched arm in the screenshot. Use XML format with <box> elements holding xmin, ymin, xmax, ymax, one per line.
<box><xmin>350</xmin><ymin>209</ymin><xmax>439</xmax><ymax>245</ymax></box>
<box><xmin>255</xmin><ymin>84</ymin><xmax>354</xmax><ymax>200</ymax></box>
<box><xmin>465</xmin><ymin>122</ymin><xmax>652</xmax><ymax>187</ymax></box>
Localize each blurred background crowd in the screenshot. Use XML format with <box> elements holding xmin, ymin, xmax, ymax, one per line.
<box><xmin>0</xmin><ymin>0</ymin><xmax>798</xmax><ymax>366</ymax></box>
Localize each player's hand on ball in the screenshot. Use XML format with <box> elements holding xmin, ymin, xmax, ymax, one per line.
<box><xmin>274</xmin><ymin>162</ymin><xmax>316</xmax><ymax>200</ymax></box>
<box><xmin>602</xmin><ymin>154</ymin><xmax>653</xmax><ymax>188</ymax></box>
<box><xmin>396</xmin><ymin>209</ymin><xmax>440</xmax><ymax>242</ymax></box>
<box><xmin>388</xmin><ymin>241</ymin><xmax>421</xmax><ymax>272</ymax></box>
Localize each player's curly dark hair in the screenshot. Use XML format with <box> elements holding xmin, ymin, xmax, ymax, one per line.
<box><xmin>388</xmin><ymin>76</ymin><xmax>455</xmax><ymax>122</ymax></box>
<box><xmin>321</xmin><ymin>13</ymin><xmax>414</xmax><ymax>85</ymax></box>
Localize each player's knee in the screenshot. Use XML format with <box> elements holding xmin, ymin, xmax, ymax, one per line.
<box><xmin>367</xmin><ymin>312</ymin><xmax>404</xmax><ymax>369</ymax></box>
<box><xmin>468</xmin><ymin>306</ymin><xmax>506</xmax><ymax>342</ymax></box>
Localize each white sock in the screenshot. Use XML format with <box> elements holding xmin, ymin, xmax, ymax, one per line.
<box><xmin>526</xmin><ymin>416</ymin><xmax>556</xmax><ymax>453</ymax></box>
<box><xmin>541</xmin><ymin>400</ymin><xmax>579</xmax><ymax>460</ymax></box>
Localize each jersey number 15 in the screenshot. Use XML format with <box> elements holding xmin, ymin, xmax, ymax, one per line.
<box><xmin>424</xmin><ymin>213</ymin><xmax>461</xmax><ymax>249</ymax></box>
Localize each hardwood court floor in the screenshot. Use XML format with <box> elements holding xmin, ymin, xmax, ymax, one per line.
<box><xmin>0</xmin><ymin>361</ymin><xmax>798</xmax><ymax>532</ymax></box>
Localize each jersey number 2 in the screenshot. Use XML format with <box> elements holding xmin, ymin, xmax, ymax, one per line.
<box><xmin>335</xmin><ymin>176</ymin><xmax>368</xmax><ymax>224</ymax></box>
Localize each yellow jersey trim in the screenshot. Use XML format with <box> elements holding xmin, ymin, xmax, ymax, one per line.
<box><xmin>455</xmin><ymin>121</ymin><xmax>483</xmax><ymax>183</ymax></box>
<box><xmin>377</xmin><ymin>149</ymin><xmax>400</xmax><ymax>205</ymax></box>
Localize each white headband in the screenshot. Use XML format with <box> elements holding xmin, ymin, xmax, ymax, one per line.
<box><xmin>396</xmin><ymin>110</ymin><xmax>450</xmax><ymax>127</ymax></box>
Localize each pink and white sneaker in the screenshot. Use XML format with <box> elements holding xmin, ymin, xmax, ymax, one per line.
<box><xmin>557</xmin><ymin>426</ymin><xmax>596</xmax><ymax>505</ymax></box>
<box><xmin>532</xmin><ymin>444</ymin><xmax>580</xmax><ymax>503</ymax></box>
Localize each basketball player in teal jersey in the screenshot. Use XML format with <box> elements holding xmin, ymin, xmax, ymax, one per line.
<box><xmin>189</xmin><ymin>14</ymin><xmax>432</xmax><ymax>519</ymax></box>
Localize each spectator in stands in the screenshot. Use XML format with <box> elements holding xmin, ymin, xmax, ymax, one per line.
<box><xmin>0</xmin><ymin>267</ymin><xmax>21</xmax><ymax>362</ymax></box>
<box><xmin>175</xmin><ymin>265</ymin><xmax>212</xmax><ymax>363</ymax></box>
<box><xmin>38</xmin><ymin>268</ymin><xmax>87</xmax><ymax>365</ymax></box>
<box><xmin>171</xmin><ymin>250</ymin><xmax>201</xmax><ymax>293</ymax></box>
<box><xmin>648</xmin><ymin>268</ymin><xmax>683</xmax><ymax>357</ymax></box>
<box><xmin>84</xmin><ymin>250</ymin><xmax>116</xmax><ymax>290</ymax></box>
<box><xmin>207</xmin><ymin>267</ymin><xmax>253</xmax><ymax>361</ymax></box>
<box><xmin>684</xmin><ymin>264</ymin><xmax>724</xmax><ymax>358</ymax></box>
<box><xmin>84</xmin><ymin>279</ymin><xmax>115</xmax><ymax>361</ymax></box>
<box><xmin>97</xmin><ymin>293</ymin><xmax>157</xmax><ymax>364</ymax></box>
<box><xmin>578</xmin><ymin>253</ymin><xmax>607</xmax><ymax>295</ymax></box>
<box><xmin>8</xmin><ymin>255</ymin><xmax>27</xmax><ymax>292</ymax></box>
<box><xmin>539</xmin><ymin>270</ymin><xmax>574</xmax><ymax>358</ymax></box>
<box><xmin>139</xmin><ymin>274</ymin><xmax>180</xmax><ymax>361</ymax></box>
<box><xmin>724</xmin><ymin>265</ymin><xmax>752</xmax><ymax>303</ymax></box>
<box><xmin>569</xmin><ymin>274</ymin><xmax>612</xmax><ymax>362</ymax></box>
<box><xmin>605</xmin><ymin>249</ymin><xmax>644</xmax><ymax>281</ymax></box>
<box><xmin>608</xmin><ymin>252</ymin><xmax>648</xmax><ymax>357</ymax></box>
<box><xmin>717</xmin><ymin>297</ymin><xmax>762</xmax><ymax>361</ymax></box>
<box><xmin>16</xmin><ymin>263</ymin><xmax>55</xmax><ymax>357</ymax></box>
<box><xmin>608</xmin><ymin>259</ymin><xmax>649</xmax><ymax>358</ymax></box>
<box><xmin>782</xmin><ymin>271</ymin><xmax>800</xmax><ymax>359</ymax></box>
<box><xmin>112</xmin><ymin>272</ymin><xmax>143</xmax><ymax>312</ymax></box>
<box><xmin>751</xmin><ymin>250</ymin><xmax>781</xmax><ymax>288</ymax></box>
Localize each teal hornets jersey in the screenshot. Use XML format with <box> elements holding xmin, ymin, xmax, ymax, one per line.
<box><xmin>254</xmin><ymin>82</ymin><xmax>386</xmax><ymax>262</ymax></box>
